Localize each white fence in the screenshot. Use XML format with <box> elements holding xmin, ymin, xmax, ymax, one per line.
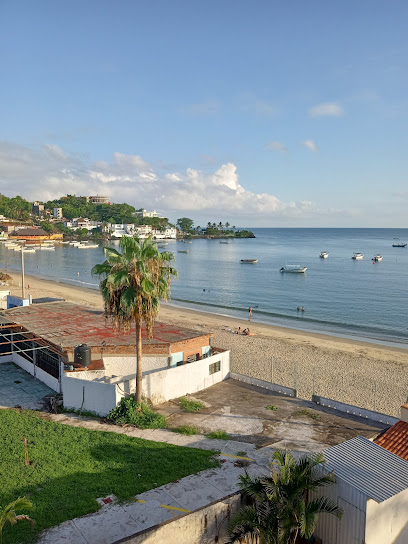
<box><xmin>62</xmin><ymin>350</ymin><xmax>230</xmax><ymax>416</ymax></box>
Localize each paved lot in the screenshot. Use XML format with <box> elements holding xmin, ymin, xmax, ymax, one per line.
<box><xmin>0</xmin><ymin>362</ymin><xmax>54</xmax><ymax>410</ymax></box>
<box><xmin>156</xmin><ymin>379</ymin><xmax>385</xmax><ymax>451</ymax></box>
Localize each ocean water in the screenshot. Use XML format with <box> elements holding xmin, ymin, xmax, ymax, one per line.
<box><xmin>2</xmin><ymin>228</ymin><xmax>408</xmax><ymax>346</ymax></box>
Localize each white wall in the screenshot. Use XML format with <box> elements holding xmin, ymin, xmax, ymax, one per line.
<box><xmin>60</xmin><ymin>350</ymin><xmax>230</xmax><ymax>415</ymax></box>
<box><xmin>141</xmin><ymin>350</ymin><xmax>230</xmax><ymax>405</ymax></box>
<box><xmin>103</xmin><ymin>355</ymin><xmax>169</xmax><ymax>376</ymax></box>
<box><xmin>4</xmin><ymin>352</ymin><xmax>60</xmax><ymax>392</ymax></box>
<box><xmin>366</xmin><ymin>489</ymin><xmax>408</xmax><ymax>544</ymax></box>
<box><xmin>62</xmin><ymin>374</ymin><xmax>117</xmax><ymax>415</ymax></box>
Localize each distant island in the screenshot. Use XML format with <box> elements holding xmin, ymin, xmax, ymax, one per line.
<box><xmin>0</xmin><ymin>194</ymin><xmax>255</xmax><ymax>239</ymax></box>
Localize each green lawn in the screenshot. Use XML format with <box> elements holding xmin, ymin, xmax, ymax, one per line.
<box><xmin>0</xmin><ymin>409</ymin><xmax>218</xmax><ymax>543</ymax></box>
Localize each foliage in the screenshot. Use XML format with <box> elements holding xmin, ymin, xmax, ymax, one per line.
<box><xmin>107</xmin><ymin>397</ymin><xmax>167</xmax><ymax>428</ymax></box>
<box><xmin>92</xmin><ymin>235</ymin><xmax>178</xmax><ymax>402</ymax></box>
<box><xmin>206</xmin><ymin>431</ymin><xmax>230</xmax><ymax>440</ymax></box>
<box><xmin>171</xmin><ymin>425</ymin><xmax>199</xmax><ymax>435</ymax></box>
<box><xmin>39</xmin><ymin>221</ymin><xmax>55</xmax><ymax>233</ymax></box>
<box><xmin>0</xmin><ymin>195</ymin><xmax>31</xmax><ymax>221</ymax></box>
<box><xmin>177</xmin><ymin>217</ymin><xmax>194</xmax><ymax>233</ymax></box>
<box><xmin>179</xmin><ymin>397</ymin><xmax>205</xmax><ymax>412</ymax></box>
<box><xmin>0</xmin><ymin>497</ymin><xmax>34</xmax><ymax>544</ymax></box>
<box><xmin>236</xmin><ymin>451</ymin><xmax>248</xmax><ymax>457</ymax></box>
<box><xmin>46</xmin><ymin>195</ymin><xmax>136</xmax><ymax>224</ymax></box>
<box><xmin>227</xmin><ymin>450</ymin><xmax>342</xmax><ymax>544</ymax></box>
<box><xmin>0</xmin><ymin>409</ymin><xmax>217</xmax><ymax>543</ymax></box>
<box><xmin>292</xmin><ymin>409</ymin><xmax>320</xmax><ymax>421</ymax></box>
<box><xmin>266</xmin><ymin>405</ymin><xmax>278</xmax><ymax>411</ymax></box>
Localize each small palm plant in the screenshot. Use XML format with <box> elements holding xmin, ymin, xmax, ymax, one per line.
<box><xmin>228</xmin><ymin>450</ymin><xmax>342</xmax><ymax>544</ymax></box>
<box><xmin>0</xmin><ymin>497</ymin><xmax>34</xmax><ymax>544</ymax></box>
<box><xmin>92</xmin><ymin>235</ymin><xmax>178</xmax><ymax>403</ymax></box>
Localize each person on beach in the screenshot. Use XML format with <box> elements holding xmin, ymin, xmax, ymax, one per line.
<box><xmin>237</xmin><ymin>327</ymin><xmax>241</xmax><ymax>335</ymax></box>
<box><xmin>248</xmin><ymin>307</ymin><xmax>252</xmax><ymax>321</ymax></box>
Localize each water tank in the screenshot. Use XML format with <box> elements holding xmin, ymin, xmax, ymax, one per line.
<box><xmin>74</xmin><ymin>344</ymin><xmax>91</xmax><ymax>368</ymax></box>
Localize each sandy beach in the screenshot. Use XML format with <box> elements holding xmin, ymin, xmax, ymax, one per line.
<box><xmin>4</xmin><ymin>271</ymin><xmax>408</xmax><ymax>417</ymax></box>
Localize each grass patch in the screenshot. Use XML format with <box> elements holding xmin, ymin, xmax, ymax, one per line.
<box><xmin>0</xmin><ymin>409</ymin><xmax>218</xmax><ymax>543</ymax></box>
<box><xmin>107</xmin><ymin>397</ymin><xmax>167</xmax><ymax>429</ymax></box>
<box><xmin>236</xmin><ymin>451</ymin><xmax>247</xmax><ymax>457</ymax></box>
<box><xmin>171</xmin><ymin>425</ymin><xmax>199</xmax><ymax>436</ymax></box>
<box><xmin>179</xmin><ymin>397</ymin><xmax>205</xmax><ymax>413</ymax></box>
<box><xmin>292</xmin><ymin>409</ymin><xmax>321</xmax><ymax>421</ymax></box>
<box><xmin>60</xmin><ymin>406</ymin><xmax>101</xmax><ymax>419</ymax></box>
<box><xmin>266</xmin><ymin>405</ymin><xmax>278</xmax><ymax>411</ymax></box>
<box><xmin>206</xmin><ymin>430</ymin><xmax>231</xmax><ymax>440</ymax></box>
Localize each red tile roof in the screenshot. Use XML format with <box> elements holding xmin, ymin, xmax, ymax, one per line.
<box><xmin>375</xmin><ymin>421</ymin><xmax>408</xmax><ymax>461</ymax></box>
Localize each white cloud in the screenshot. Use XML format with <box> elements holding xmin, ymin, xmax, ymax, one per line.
<box><xmin>301</xmin><ymin>140</ymin><xmax>318</xmax><ymax>152</ymax></box>
<box><xmin>265</xmin><ymin>141</ymin><xmax>288</xmax><ymax>153</ymax></box>
<box><xmin>0</xmin><ymin>141</ymin><xmax>322</xmax><ymax>221</ymax></box>
<box><xmin>308</xmin><ymin>102</ymin><xmax>344</xmax><ymax>117</ymax></box>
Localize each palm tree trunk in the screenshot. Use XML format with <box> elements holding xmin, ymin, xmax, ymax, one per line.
<box><xmin>135</xmin><ymin>321</ymin><xmax>143</xmax><ymax>403</ymax></box>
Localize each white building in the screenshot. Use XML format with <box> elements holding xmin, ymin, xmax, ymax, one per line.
<box><xmin>133</xmin><ymin>209</ymin><xmax>159</xmax><ymax>219</ymax></box>
<box><xmin>315</xmin><ymin>436</ymin><xmax>408</xmax><ymax>544</ymax></box>
<box><xmin>88</xmin><ymin>195</ymin><xmax>110</xmax><ymax>204</ymax></box>
<box><xmin>65</xmin><ymin>218</ymin><xmax>100</xmax><ymax>231</ymax></box>
<box><xmin>53</xmin><ymin>207</ymin><xmax>63</xmax><ymax>219</ymax></box>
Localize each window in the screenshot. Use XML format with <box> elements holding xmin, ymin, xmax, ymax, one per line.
<box><xmin>209</xmin><ymin>361</ymin><xmax>221</xmax><ymax>375</ymax></box>
<box><xmin>186</xmin><ymin>353</ymin><xmax>199</xmax><ymax>363</ymax></box>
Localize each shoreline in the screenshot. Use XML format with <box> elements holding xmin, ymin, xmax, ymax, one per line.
<box><xmin>3</xmin><ymin>270</ymin><xmax>408</xmax><ymax>358</ymax></box>
<box><xmin>3</xmin><ymin>270</ymin><xmax>408</xmax><ymax>417</ymax></box>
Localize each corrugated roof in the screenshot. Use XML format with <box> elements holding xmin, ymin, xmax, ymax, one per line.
<box><xmin>375</xmin><ymin>421</ymin><xmax>408</xmax><ymax>461</ymax></box>
<box><xmin>323</xmin><ymin>435</ymin><xmax>408</xmax><ymax>503</ymax></box>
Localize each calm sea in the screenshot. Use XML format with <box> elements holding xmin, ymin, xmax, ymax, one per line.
<box><xmin>2</xmin><ymin>228</ymin><xmax>408</xmax><ymax>346</ymax></box>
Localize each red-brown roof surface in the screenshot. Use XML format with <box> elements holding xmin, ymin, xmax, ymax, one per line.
<box><xmin>375</xmin><ymin>420</ymin><xmax>408</xmax><ymax>461</ymax></box>
<box><xmin>0</xmin><ymin>302</ymin><xmax>210</xmax><ymax>350</ymax></box>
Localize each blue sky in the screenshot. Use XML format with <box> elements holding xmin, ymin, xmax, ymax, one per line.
<box><xmin>0</xmin><ymin>1</ymin><xmax>407</xmax><ymax>226</ymax></box>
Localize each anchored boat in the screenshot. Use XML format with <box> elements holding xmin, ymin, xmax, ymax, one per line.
<box><xmin>351</xmin><ymin>253</ymin><xmax>364</xmax><ymax>260</ymax></box>
<box><xmin>279</xmin><ymin>265</ymin><xmax>307</xmax><ymax>273</ymax></box>
<box><xmin>373</xmin><ymin>254</ymin><xmax>383</xmax><ymax>261</ymax></box>
<box><xmin>319</xmin><ymin>251</ymin><xmax>329</xmax><ymax>259</ymax></box>
<box><xmin>240</xmin><ymin>259</ymin><xmax>258</xmax><ymax>264</ymax></box>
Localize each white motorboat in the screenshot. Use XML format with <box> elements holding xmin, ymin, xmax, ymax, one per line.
<box><xmin>22</xmin><ymin>248</ymin><xmax>36</xmax><ymax>253</ymax></box>
<box><xmin>351</xmin><ymin>253</ymin><xmax>364</xmax><ymax>260</ymax></box>
<box><xmin>280</xmin><ymin>265</ymin><xmax>307</xmax><ymax>273</ymax></box>
<box><xmin>39</xmin><ymin>245</ymin><xmax>55</xmax><ymax>250</ymax></box>
<box><xmin>319</xmin><ymin>252</ymin><xmax>329</xmax><ymax>259</ymax></box>
<box><xmin>77</xmin><ymin>243</ymin><xmax>99</xmax><ymax>249</ymax></box>
<box><xmin>372</xmin><ymin>254</ymin><xmax>383</xmax><ymax>261</ymax></box>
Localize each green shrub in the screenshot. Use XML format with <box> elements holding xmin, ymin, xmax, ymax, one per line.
<box><xmin>107</xmin><ymin>397</ymin><xmax>167</xmax><ymax>429</ymax></box>
<box><xmin>171</xmin><ymin>425</ymin><xmax>199</xmax><ymax>435</ymax></box>
<box><xmin>266</xmin><ymin>405</ymin><xmax>278</xmax><ymax>411</ymax></box>
<box><xmin>179</xmin><ymin>397</ymin><xmax>205</xmax><ymax>412</ymax></box>
<box><xmin>206</xmin><ymin>430</ymin><xmax>230</xmax><ymax>440</ymax></box>
<box><xmin>292</xmin><ymin>409</ymin><xmax>320</xmax><ymax>421</ymax></box>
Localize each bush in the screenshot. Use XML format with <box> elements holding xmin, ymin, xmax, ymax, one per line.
<box><xmin>206</xmin><ymin>430</ymin><xmax>230</xmax><ymax>440</ymax></box>
<box><xmin>107</xmin><ymin>397</ymin><xmax>167</xmax><ymax>429</ymax></box>
<box><xmin>179</xmin><ymin>397</ymin><xmax>205</xmax><ymax>412</ymax></box>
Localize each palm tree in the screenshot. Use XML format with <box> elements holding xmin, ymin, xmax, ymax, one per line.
<box><xmin>218</xmin><ymin>221</ymin><xmax>224</xmax><ymax>230</ymax></box>
<box><xmin>92</xmin><ymin>236</ymin><xmax>178</xmax><ymax>403</ymax></box>
<box><xmin>0</xmin><ymin>497</ymin><xmax>34</xmax><ymax>544</ymax></box>
<box><xmin>228</xmin><ymin>450</ymin><xmax>342</xmax><ymax>544</ymax></box>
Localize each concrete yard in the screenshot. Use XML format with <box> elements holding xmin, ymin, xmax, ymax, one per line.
<box><xmin>156</xmin><ymin>379</ymin><xmax>385</xmax><ymax>452</ymax></box>
<box><xmin>0</xmin><ymin>362</ymin><xmax>54</xmax><ymax>410</ymax></box>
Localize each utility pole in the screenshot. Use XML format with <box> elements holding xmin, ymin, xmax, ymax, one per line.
<box><xmin>21</xmin><ymin>244</ymin><xmax>25</xmax><ymax>299</ymax></box>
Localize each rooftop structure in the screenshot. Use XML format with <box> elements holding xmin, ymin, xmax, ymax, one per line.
<box><xmin>88</xmin><ymin>195</ymin><xmax>110</xmax><ymax>204</ymax></box>
<box><xmin>9</xmin><ymin>228</ymin><xmax>63</xmax><ymax>241</ymax></box>
<box><xmin>375</xmin><ymin>403</ymin><xmax>408</xmax><ymax>461</ymax></box>
<box><xmin>324</xmin><ymin>435</ymin><xmax>408</xmax><ymax>503</ymax></box>
<box><xmin>133</xmin><ymin>208</ymin><xmax>159</xmax><ymax>219</ymax></box>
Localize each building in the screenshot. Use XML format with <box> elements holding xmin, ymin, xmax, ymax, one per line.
<box><xmin>374</xmin><ymin>403</ymin><xmax>408</xmax><ymax>461</ymax></box>
<box><xmin>64</xmin><ymin>218</ymin><xmax>100</xmax><ymax>231</ymax></box>
<box><xmin>0</xmin><ymin>302</ymin><xmax>230</xmax><ymax>413</ymax></box>
<box><xmin>315</xmin><ymin>435</ymin><xmax>408</xmax><ymax>544</ymax></box>
<box><xmin>133</xmin><ymin>209</ymin><xmax>159</xmax><ymax>219</ymax></box>
<box><xmin>8</xmin><ymin>228</ymin><xmax>63</xmax><ymax>242</ymax></box>
<box><xmin>88</xmin><ymin>195</ymin><xmax>110</xmax><ymax>204</ymax></box>
<box><xmin>53</xmin><ymin>207</ymin><xmax>63</xmax><ymax>219</ymax></box>
<box><xmin>32</xmin><ymin>202</ymin><xmax>44</xmax><ymax>216</ymax></box>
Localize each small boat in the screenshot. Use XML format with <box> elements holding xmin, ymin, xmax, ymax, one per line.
<box><xmin>319</xmin><ymin>252</ymin><xmax>329</xmax><ymax>259</ymax></box>
<box><xmin>351</xmin><ymin>253</ymin><xmax>364</xmax><ymax>260</ymax></box>
<box><xmin>39</xmin><ymin>245</ymin><xmax>55</xmax><ymax>250</ymax></box>
<box><xmin>372</xmin><ymin>254</ymin><xmax>383</xmax><ymax>261</ymax></box>
<box><xmin>240</xmin><ymin>259</ymin><xmax>258</xmax><ymax>264</ymax></box>
<box><xmin>178</xmin><ymin>250</ymin><xmax>189</xmax><ymax>254</ymax></box>
<box><xmin>220</xmin><ymin>241</ymin><xmax>230</xmax><ymax>244</ymax></box>
<box><xmin>77</xmin><ymin>244</ymin><xmax>99</xmax><ymax>249</ymax></box>
<box><xmin>280</xmin><ymin>265</ymin><xmax>307</xmax><ymax>273</ymax></box>
<box><xmin>392</xmin><ymin>242</ymin><xmax>407</xmax><ymax>248</ymax></box>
